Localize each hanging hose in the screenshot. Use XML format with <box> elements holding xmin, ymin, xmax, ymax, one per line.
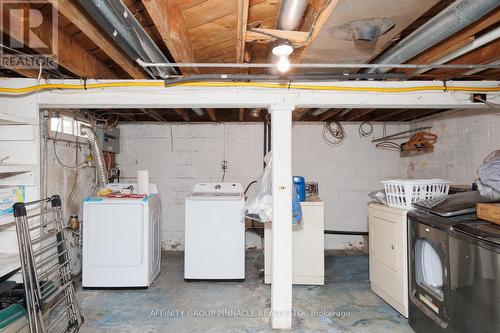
<box><xmin>322</xmin><ymin>121</ymin><xmax>346</xmax><ymax>147</ymax></box>
<box><xmin>81</xmin><ymin>125</ymin><xmax>108</xmax><ymax>187</ymax></box>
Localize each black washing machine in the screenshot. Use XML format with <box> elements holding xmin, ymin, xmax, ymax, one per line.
<box><xmin>448</xmin><ymin>222</ymin><xmax>500</xmax><ymax>333</ymax></box>
<box><xmin>408</xmin><ymin>210</ymin><xmax>478</xmax><ymax>333</ymax></box>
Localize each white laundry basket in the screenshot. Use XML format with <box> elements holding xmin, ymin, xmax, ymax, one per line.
<box><xmin>382</xmin><ymin>179</ymin><xmax>452</xmax><ymax>209</ymax></box>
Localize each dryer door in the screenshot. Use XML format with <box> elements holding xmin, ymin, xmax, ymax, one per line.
<box><xmin>409</xmin><ymin>217</ymin><xmax>450</xmax><ymax>327</ymax></box>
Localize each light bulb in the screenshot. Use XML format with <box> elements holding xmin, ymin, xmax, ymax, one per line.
<box><xmin>277</xmin><ymin>56</ymin><xmax>290</xmax><ymax>73</ymax></box>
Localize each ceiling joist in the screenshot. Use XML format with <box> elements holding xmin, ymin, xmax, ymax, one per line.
<box><xmin>0</xmin><ymin>3</ymin><xmax>118</xmax><ymax>79</ymax></box>
<box><xmin>48</xmin><ymin>0</ymin><xmax>147</xmax><ymax>79</ymax></box>
<box><xmin>237</xmin><ymin>0</ymin><xmax>250</xmax><ymax>64</ymax></box>
<box><xmin>142</xmin><ymin>0</ymin><xmax>198</xmax><ymax>74</ymax></box>
<box><xmin>246</xmin><ymin>28</ymin><xmax>309</xmax><ymax>45</ymax></box>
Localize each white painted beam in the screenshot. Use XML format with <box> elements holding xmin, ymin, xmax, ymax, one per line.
<box><xmin>0</xmin><ymin>79</ymin><xmax>497</xmax><ymax>110</ymax></box>
<box><xmin>270</xmin><ymin>104</ymin><xmax>294</xmax><ymax>329</ymax></box>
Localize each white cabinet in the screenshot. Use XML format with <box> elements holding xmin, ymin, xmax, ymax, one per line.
<box><xmin>369</xmin><ymin>203</ymin><xmax>409</xmax><ymax>317</ymax></box>
<box><xmin>264</xmin><ymin>198</ymin><xmax>324</xmax><ymax>285</ymax></box>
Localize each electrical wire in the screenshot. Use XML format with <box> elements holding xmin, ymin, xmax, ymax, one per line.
<box><xmin>243</xmin><ymin>180</ymin><xmax>263</xmax><ymax>238</ymax></box>
<box><xmin>0</xmin><ymin>81</ymin><xmax>499</xmax><ymax>94</ymax></box>
<box><xmin>0</xmin><ymin>43</ymin><xmax>69</xmax><ymax>79</ymax></box>
<box><xmin>244</xmin><ymin>181</ymin><xmax>258</xmax><ymax>195</ymax></box>
<box><xmin>475</xmin><ymin>97</ymin><xmax>500</xmax><ymax>115</ymax></box>
<box><xmin>359</xmin><ymin>121</ymin><xmax>374</xmax><ymax>137</ymax></box>
<box><xmin>322</xmin><ymin>121</ymin><xmax>346</xmax><ymax>147</ymax></box>
<box><xmin>52</xmin><ymin>116</ymin><xmax>87</xmax><ymax>170</ymax></box>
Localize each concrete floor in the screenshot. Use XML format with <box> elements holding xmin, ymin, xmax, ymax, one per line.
<box><xmin>78</xmin><ymin>251</ymin><xmax>412</xmax><ymax>332</ymax></box>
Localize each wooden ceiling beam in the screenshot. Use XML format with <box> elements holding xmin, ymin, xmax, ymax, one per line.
<box><xmin>237</xmin><ymin>0</ymin><xmax>250</xmax><ymax>63</ymax></box>
<box><xmin>294</xmin><ymin>108</ymin><xmax>311</xmax><ymax>121</ymax></box>
<box><xmin>344</xmin><ymin>109</ymin><xmax>377</xmax><ymax>121</ymax></box>
<box><xmin>48</xmin><ymin>0</ymin><xmax>147</xmax><ymax>79</ymax></box>
<box><xmin>0</xmin><ymin>65</ymin><xmax>40</xmax><ymax>78</ymax></box>
<box><xmin>0</xmin><ymin>3</ymin><xmax>118</xmax><ymax>79</ymax></box>
<box><xmin>246</xmin><ymin>28</ymin><xmax>309</xmax><ymax>45</ymax></box>
<box><xmin>399</xmin><ymin>109</ymin><xmax>441</xmax><ymax>122</ymax></box>
<box><xmin>174</xmin><ymin>109</ymin><xmax>190</xmax><ymax>122</ymax></box>
<box><xmin>206</xmin><ymin>108</ymin><xmax>217</xmax><ymax>122</ymax></box>
<box><xmin>144</xmin><ymin>109</ymin><xmax>167</xmax><ymax>122</ymax></box>
<box><xmin>370</xmin><ymin>109</ymin><xmax>409</xmax><ymax>121</ymax></box>
<box><xmin>291</xmin><ymin>0</ymin><xmax>340</xmax><ymax>64</ymax></box>
<box><xmin>142</xmin><ymin>0</ymin><xmax>198</xmax><ymax>74</ymax></box>
<box><xmin>117</xmin><ymin>112</ymin><xmax>137</xmax><ymax>122</ymax></box>
<box><xmin>320</xmin><ymin>109</ymin><xmax>344</xmax><ymax>121</ymax></box>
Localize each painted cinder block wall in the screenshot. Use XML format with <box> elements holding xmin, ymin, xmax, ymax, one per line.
<box><xmin>117</xmin><ymin>122</ymin><xmax>408</xmax><ymax>251</ymax></box>
<box><xmin>404</xmin><ymin>110</ymin><xmax>500</xmax><ymax>183</ymax></box>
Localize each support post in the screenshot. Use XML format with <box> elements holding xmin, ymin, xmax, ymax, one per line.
<box><xmin>269</xmin><ymin>104</ymin><xmax>294</xmax><ymax>329</ymax></box>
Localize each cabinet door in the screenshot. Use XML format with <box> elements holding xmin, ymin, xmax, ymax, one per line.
<box><xmin>371</xmin><ymin>215</ymin><xmax>398</xmax><ymax>271</ymax></box>
<box><xmin>369</xmin><ymin>211</ymin><xmax>403</xmax><ymax>302</ymax></box>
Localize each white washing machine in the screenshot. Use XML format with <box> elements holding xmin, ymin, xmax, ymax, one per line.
<box><xmin>184</xmin><ymin>183</ymin><xmax>245</xmax><ymax>281</ymax></box>
<box><xmin>82</xmin><ymin>183</ymin><xmax>161</xmax><ymax>287</ymax></box>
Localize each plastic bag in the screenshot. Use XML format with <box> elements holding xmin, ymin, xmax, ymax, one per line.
<box><xmin>245</xmin><ymin>153</ymin><xmax>302</xmax><ymax>224</ymax></box>
<box><xmin>476</xmin><ymin>150</ymin><xmax>500</xmax><ymax>200</ymax></box>
<box><xmin>368</xmin><ymin>189</ymin><xmax>387</xmax><ymax>205</ymax></box>
<box><xmin>245</xmin><ymin>154</ymin><xmax>273</xmax><ymax>223</ymax></box>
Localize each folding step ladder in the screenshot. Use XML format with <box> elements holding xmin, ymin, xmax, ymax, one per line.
<box><xmin>14</xmin><ymin>195</ymin><xmax>83</xmax><ymax>333</ymax></box>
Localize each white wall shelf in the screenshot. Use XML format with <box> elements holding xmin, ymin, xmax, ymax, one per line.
<box><xmin>0</xmin><ymin>164</ymin><xmax>36</xmax><ymax>186</ymax></box>
<box><xmin>0</xmin><ymin>111</ymin><xmax>35</xmax><ymax>125</ymax></box>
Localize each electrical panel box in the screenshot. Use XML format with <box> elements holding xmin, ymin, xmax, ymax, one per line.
<box><xmin>96</xmin><ymin>124</ymin><xmax>120</xmax><ymax>153</ymax></box>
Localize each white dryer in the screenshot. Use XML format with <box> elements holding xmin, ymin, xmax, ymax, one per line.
<box><xmin>82</xmin><ymin>183</ymin><xmax>161</xmax><ymax>287</ymax></box>
<box><xmin>184</xmin><ymin>183</ymin><xmax>245</xmax><ymax>281</ymax></box>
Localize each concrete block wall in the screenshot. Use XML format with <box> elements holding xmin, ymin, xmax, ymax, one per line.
<box><xmin>45</xmin><ymin>139</ymin><xmax>95</xmax><ymax>221</ymax></box>
<box><xmin>118</xmin><ymin>122</ymin><xmax>408</xmax><ymax>251</ymax></box>
<box><xmin>404</xmin><ymin>110</ymin><xmax>500</xmax><ymax>184</ymax></box>
<box><xmin>117</xmin><ymin>124</ymin><xmax>264</xmax><ymax>250</ymax></box>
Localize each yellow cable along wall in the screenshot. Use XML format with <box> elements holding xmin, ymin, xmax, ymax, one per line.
<box><xmin>0</xmin><ymin>81</ymin><xmax>499</xmax><ymax>94</ymax></box>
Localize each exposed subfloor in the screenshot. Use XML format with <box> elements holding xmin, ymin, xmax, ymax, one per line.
<box><xmin>78</xmin><ymin>251</ymin><xmax>411</xmax><ymax>332</ymax></box>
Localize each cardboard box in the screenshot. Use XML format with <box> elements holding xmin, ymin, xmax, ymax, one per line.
<box><xmin>0</xmin><ymin>187</ymin><xmax>25</xmax><ymax>225</ymax></box>
<box><xmin>477</xmin><ymin>203</ymin><xmax>500</xmax><ymax>225</ymax></box>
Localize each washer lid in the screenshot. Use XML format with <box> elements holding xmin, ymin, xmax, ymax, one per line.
<box><xmin>453</xmin><ymin>222</ymin><xmax>500</xmax><ymax>246</ymax></box>
<box><xmin>192</xmin><ymin>183</ymin><xmax>243</xmax><ymax>195</ymax></box>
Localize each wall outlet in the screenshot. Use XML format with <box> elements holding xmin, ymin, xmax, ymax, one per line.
<box><xmin>221</xmin><ymin>160</ymin><xmax>228</xmax><ymax>171</ymax></box>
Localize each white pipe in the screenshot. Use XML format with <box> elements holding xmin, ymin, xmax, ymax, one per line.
<box><xmin>414</xmin><ymin>27</ymin><xmax>500</xmax><ymax>75</ymax></box>
<box><xmin>463</xmin><ymin>59</ymin><xmax>500</xmax><ymax>75</ymax></box>
<box><xmin>367</xmin><ymin>0</ymin><xmax>500</xmax><ymax>74</ymax></box>
<box><xmin>136</xmin><ymin>60</ymin><xmax>500</xmax><ymax>70</ymax></box>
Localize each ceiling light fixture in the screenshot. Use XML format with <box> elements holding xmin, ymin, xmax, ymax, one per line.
<box><xmin>272</xmin><ymin>44</ymin><xmax>293</xmax><ymax>73</ymax></box>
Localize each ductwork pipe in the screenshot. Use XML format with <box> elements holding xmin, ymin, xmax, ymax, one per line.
<box><xmin>414</xmin><ymin>26</ymin><xmax>500</xmax><ymax>75</ymax></box>
<box><xmin>367</xmin><ymin>0</ymin><xmax>500</xmax><ymax>74</ymax></box>
<box><xmin>81</xmin><ymin>126</ymin><xmax>108</xmax><ymax>187</ymax></box>
<box><xmin>310</xmin><ymin>108</ymin><xmax>330</xmax><ymax>116</ymax></box>
<box><xmin>277</xmin><ymin>0</ymin><xmax>309</xmax><ymax>31</ymax></box>
<box><xmin>78</xmin><ymin>0</ymin><xmax>176</xmax><ymax>78</ymax></box>
<box><xmin>269</xmin><ymin>0</ymin><xmax>308</xmax><ymax>73</ymax></box>
<box><xmin>191</xmin><ymin>108</ymin><xmax>205</xmax><ymax>116</ymax></box>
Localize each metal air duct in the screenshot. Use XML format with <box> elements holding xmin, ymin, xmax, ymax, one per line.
<box><xmin>81</xmin><ymin>125</ymin><xmax>108</xmax><ymax>187</ymax></box>
<box><xmin>277</xmin><ymin>0</ymin><xmax>309</xmax><ymax>31</ymax></box>
<box><xmin>367</xmin><ymin>0</ymin><xmax>500</xmax><ymax>74</ymax></box>
<box><xmin>191</xmin><ymin>108</ymin><xmax>205</xmax><ymax>116</ymax></box>
<box><xmin>78</xmin><ymin>0</ymin><xmax>176</xmax><ymax>78</ymax></box>
<box><xmin>269</xmin><ymin>0</ymin><xmax>308</xmax><ymax>73</ymax></box>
